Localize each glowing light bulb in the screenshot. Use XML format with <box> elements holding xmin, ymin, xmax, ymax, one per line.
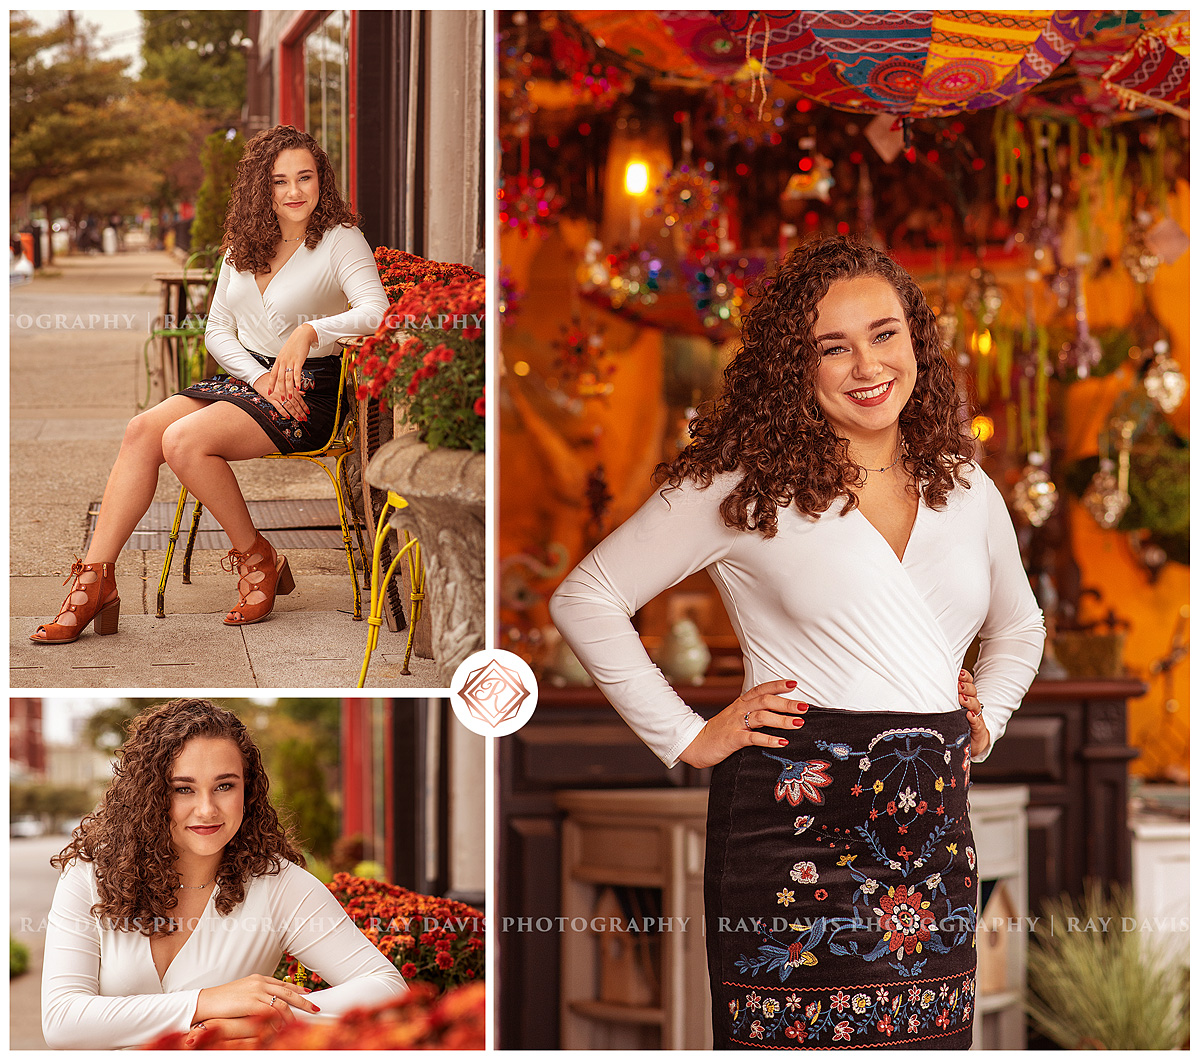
<box><xmin>971</xmin><ymin>415</ymin><xmax>994</xmax><ymax>442</ymax></box>
<box><xmin>625</xmin><ymin>161</ymin><xmax>649</xmax><ymax>195</ymax></box>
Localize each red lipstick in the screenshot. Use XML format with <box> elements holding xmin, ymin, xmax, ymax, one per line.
<box><xmin>845</xmin><ymin>380</ymin><xmax>894</xmax><ymax>407</ymax></box>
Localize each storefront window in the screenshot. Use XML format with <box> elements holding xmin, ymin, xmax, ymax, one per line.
<box><xmin>304</xmin><ymin>11</ymin><xmax>351</xmax><ymax>196</ymax></box>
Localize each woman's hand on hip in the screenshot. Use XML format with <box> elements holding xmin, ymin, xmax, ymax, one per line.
<box><xmin>265</xmin><ymin>323</ymin><xmax>318</xmax><ymax>404</ymax></box>
<box><xmin>678</xmin><ymin>679</ymin><xmax>808</xmax><ymax>769</ymax></box>
<box><xmin>252</xmin><ymin>373</ymin><xmax>309</xmax><ymax>421</ymax></box>
<box><xmin>193</xmin><ymin>973</ymin><xmax>319</xmax><ymax>1024</ymax></box>
<box><xmin>959</xmin><ymin>668</ymin><xmax>990</xmax><ymax>758</ymax></box>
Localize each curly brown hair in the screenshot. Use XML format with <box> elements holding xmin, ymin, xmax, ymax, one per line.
<box><xmin>222</xmin><ymin>125</ymin><xmax>362</xmax><ymax>274</ymax></box>
<box><xmin>656</xmin><ymin>235</ymin><xmax>975</xmax><ymax>537</ymax></box>
<box><xmin>52</xmin><ymin>699</ymin><xmax>301</xmax><ymax>935</ymax></box>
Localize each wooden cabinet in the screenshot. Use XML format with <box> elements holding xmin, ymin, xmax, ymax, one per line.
<box><xmin>557</xmin><ymin>790</ymin><xmax>710</xmax><ymax>1049</ymax></box>
<box><xmin>968</xmin><ymin>785</ymin><xmax>1029</xmax><ymax>1051</ymax></box>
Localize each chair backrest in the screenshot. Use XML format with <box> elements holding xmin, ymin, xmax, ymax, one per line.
<box><xmin>181</xmin><ymin>249</ymin><xmax>221</xmax><ymax>319</ymax></box>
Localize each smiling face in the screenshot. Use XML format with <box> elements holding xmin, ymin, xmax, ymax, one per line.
<box><xmin>168</xmin><ymin>737</ymin><xmax>245</xmax><ymax>862</ymax></box>
<box><xmin>270</xmin><ymin>147</ymin><xmax>319</xmax><ymax>230</ymax></box>
<box><xmin>812</xmin><ymin>275</ymin><xmax>918</xmax><ymax>447</ymax></box>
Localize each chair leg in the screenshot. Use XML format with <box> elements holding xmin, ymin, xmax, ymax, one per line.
<box><xmin>337</xmin><ymin>449</ymin><xmax>372</xmax><ymax>591</ymax></box>
<box><xmin>304</xmin><ymin>454</ymin><xmax>362</xmax><ymax>621</ymax></box>
<box><xmin>157</xmin><ymin>486</ymin><xmax>190</xmax><ymax>618</ymax></box>
<box><xmin>401</xmin><ymin>532</ymin><xmax>425</xmax><ymax>676</ymax></box>
<box><xmin>181</xmin><ymin>499</ymin><xmax>204</xmax><ymax>584</ymax></box>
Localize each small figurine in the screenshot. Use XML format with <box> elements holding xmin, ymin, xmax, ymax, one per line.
<box><xmin>654</xmin><ymin>619</ymin><xmax>711</xmax><ymax>686</ymax></box>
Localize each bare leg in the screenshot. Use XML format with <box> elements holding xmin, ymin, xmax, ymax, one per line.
<box><xmin>84</xmin><ymin>395</ymin><xmax>210</xmax><ymax>564</ymax></box>
<box><xmin>160</xmin><ymin>401</ymin><xmax>278</xmax><ymax>551</ymax></box>
<box><xmin>34</xmin><ymin>394</ymin><xmax>210</xmax><ymax>641</ymax></box>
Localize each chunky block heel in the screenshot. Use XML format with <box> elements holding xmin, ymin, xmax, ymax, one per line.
<box><xmin>94</xmin><ymin>597</ymin><xmax>121</xmax><ymax>636</ymax></box>
<box><xmin>276</xmin><ymin>558</ymin><xmax>296</xmax><ymax>597</ymax></box>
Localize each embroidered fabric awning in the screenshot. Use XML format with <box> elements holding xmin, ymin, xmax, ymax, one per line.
<box><xmin>1100</xmin><ymin>19</ymin><xmax>1189</xmax><ymax>118</ymax></box>
<box><xmin>573</xmin><ymin>11</ymin><xmax>1096</xmax><ymax>118</ymax></box>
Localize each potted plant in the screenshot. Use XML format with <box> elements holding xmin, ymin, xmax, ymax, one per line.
<box><xmin>351</xmin><ymin>256</ymin><xmax>486</xmax><ymax>684</ymax></box>
<box><xmin>1025</xmin><ymin>883</ymin><xmax>1188</xmax><ymax>1049</ymax></box>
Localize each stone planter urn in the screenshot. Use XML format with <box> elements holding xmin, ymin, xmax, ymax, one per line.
<box><xmin>366</xmin><ymin>432</ymin><xmax>485</xmax><ymax>686</ymax></box>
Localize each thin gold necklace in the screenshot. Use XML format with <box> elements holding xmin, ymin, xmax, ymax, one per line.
<box><xmin>178</xmin><ymin>880</ymin><xmax>214</xmax><ymax>890</ymax></box>
<box><xmin>860</xmin><ymin>452</ymin><xmax>903</xmax><ymax>474</ymax></box>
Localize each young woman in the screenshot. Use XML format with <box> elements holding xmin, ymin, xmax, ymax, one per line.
<box><xmin>550</xmin><ymin>236</ymin><xmax>1044</xmax><ymax>1049</ymax></box>
<box><xmin>30</xmin><ymin>125</ymin><xmax>388</xmax><ymax>642</ymax></box>
<box><xmin>42</xmin><ymin>699</ymin><xmax>406</xmax><ymax>1049</ymax></box>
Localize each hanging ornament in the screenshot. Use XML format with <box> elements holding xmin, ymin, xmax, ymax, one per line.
<box><xmin>498</xmin><ymin>266</ymin><xmax>524</xmax><ymax>323</ymax></box>
<box><xmin>551</xmin><ymin>316</ymin><xmax>614</xmax><ymax>401</ymax></box>
<box><xmin>963</xmin><ymin>266</ymin><xmax>1003</xmax><ymax>327</ymax></box>
<box><xmin>1143</xmin><ymin>338</ymin><xmax>1187</xmax><ymax>414</ymax></box>
<box><xmin>936</xmin><ymin>306</ymin><xmax>959</xmax><ymax>354</ymax></box>
<box><xmin>709</xmin><ymin>81</ymin><xmax>789</xmax><ymax>151</ymax></box>
<box><xmin>585</xmin><ymin>463</ymin><xmax>615</xmax><ymax>538</ymax></box>
<box><xmin>653</xmin><ymin>164</ymin><xmax>722</xmax><ymax>256</ymax></box>
<box><xmin>1120</xmin><ymin>210</ymin><xmax>1162</xmax><ymax>284</ymax></box>
<box><xmin>1012</xmin><ymin>451</ymin><xmax>1058</xmax><ymax>527</ymax></box>
<box><xmin>1056</xmin><ymin>258</ymin><xmax>1102</xmax><ymax>379</ymax></box>
<box><xmin>1082</xmin><ymin>440</ymin><xmax>1130</xmax><ymax>532</ymax></box>
<box><xmin>781</xmin><ymin>136</ymin><xmax>834</xmax><ymax>204</ymax></box>
<box><xmin>579</xmin><ymin>242</ymin><xmax>665</xmax><ymax>310</ymax></box>
<box><xmin>685</xmin><ymin>256</ymin><xmax>748</xmax><ymax>334</ymax></box>
<box><xmin>497</xmin><ymin>171</ymin><xmax>565</xmax><ymax>239</ymax></box>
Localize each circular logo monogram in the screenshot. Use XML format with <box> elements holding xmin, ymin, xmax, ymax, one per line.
<box><xmin>449</xmin><ymin>650</ymin><xmax>539</xmax><ymax>737</ymax></box>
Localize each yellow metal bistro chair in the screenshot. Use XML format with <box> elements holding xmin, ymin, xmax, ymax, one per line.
<box><xmin>156</xmin><ymin>343</ymin><xmax>370</xmax><ymax>620</ymax></box>
<box><xmin>357</xmin><ymin>490</ymin><xmax>425</xmax><ymax>685</ymax></box>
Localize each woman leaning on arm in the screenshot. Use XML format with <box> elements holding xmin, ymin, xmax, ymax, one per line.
<box><xmin>42</xmin><ymin>700</ymin><xmax>405</xmax><ymax>1050</ymax></box>
<box><xmin>31</xmin><ymin>124</ymin><xmax>388</xmax><ymax>643</ymax></box>
<box><xmin>550</xmin><ymin>235</ymin><xmax>1044</xmax><ymax>1050</ymax></box>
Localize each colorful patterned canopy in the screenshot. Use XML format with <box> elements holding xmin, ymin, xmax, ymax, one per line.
<box><xmin>1100</xmin><ymin>18</ymin><xmax>1189</xmax><ymax>117</ymax></box>
<box><xmin>574</xmin><ymin>10</ymin><xmax>1101</xmax><ymax>117</ymax></box>
<box><xmin>1021</xmin><ymin>11</ymin><xmax>1190</xmax><ymax>120</ymax></box>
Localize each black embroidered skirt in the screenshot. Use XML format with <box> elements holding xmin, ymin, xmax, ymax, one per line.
<box><xmin>178</xmin><ymin>352</ymin><xmax>342</xmax><ymax>454</ymax></box>
<box><xmin>705</xmin><ymin>706</ymin><xmax>978</xmax><ymax>1049</ymax></box>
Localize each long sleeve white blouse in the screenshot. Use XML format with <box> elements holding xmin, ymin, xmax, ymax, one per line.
<box><xmin>204</xmin><ymin>224</ymin><xmax>389</xmax><ymax>387</ymax></box>
<box><xmin>549</xmin><ymin>462</ymin><xmax>1045</xmax><ymax>769</ymax></box>
<box><xmin>41</xmin><ymin>859</ymin><xmax>406</xmax><ymax>1050</ymax></box>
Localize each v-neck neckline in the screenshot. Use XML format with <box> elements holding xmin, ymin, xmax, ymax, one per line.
<box><xmin>256</xmin><ymin>240</ymin><xmax>304</xmax><ymax>299</ymax></box>
<box><xmin>852</xmin><ymin>493</ymin><xmax>922</xmax><ymax>565</ymax></box>
<box><xmin>152</xmin><ymin>886</ymin><xmax>215</xmax><ymax>987</ymax></box>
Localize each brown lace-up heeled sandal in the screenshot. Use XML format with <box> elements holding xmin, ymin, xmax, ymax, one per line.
<box><xmin>221</xmin><ymin>532</ymin><xmax>295</xmax><ymax>625</ymax></box>
<box><xmin>29</xmin><ymin>559</ymin><xmax>120</xmax><ymax>644</ymax></box>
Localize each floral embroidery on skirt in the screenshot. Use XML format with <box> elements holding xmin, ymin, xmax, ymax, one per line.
<box><xmin>706</xmin><ymin>707</ymin><xmax>977</xmax><ymax>1049</ymax></box>
<box><xmin>178</xmin><ymin>352</ymin><xmax>342</xmax><ymax>453</ymax></box>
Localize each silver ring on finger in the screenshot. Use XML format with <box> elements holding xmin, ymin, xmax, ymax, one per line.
<box><xmin>743</xmin><ymin>711</ymin><xmax>752</xmax><ymax>730</ymax></box>
<box><xmin>269</xmin><ymin>995</ymin><xmax>278</xmax><ymax>1007</ymax></box>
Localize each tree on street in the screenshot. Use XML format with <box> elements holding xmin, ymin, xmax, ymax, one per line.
<box><xmin>139</xmin><ymin>10</ymin><xmax>250</xmax><ymax>126</ymax></box>
<box><xmin>10</xmin><ymin>12</ymin><xmax>203</xmax><ymax>224</ymax></box>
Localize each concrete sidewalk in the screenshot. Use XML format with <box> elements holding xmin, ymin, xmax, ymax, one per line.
<box><xmin>10</xmin><ymin>249</ymin><xmax>440</xmax><ymax>690</ymax></box>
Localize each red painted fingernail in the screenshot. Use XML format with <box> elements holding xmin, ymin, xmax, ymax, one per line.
<box><xmin>793</xmin><ymin>717</ymin><xmax>804</xmax><ymax>727</ymax></box>
<box><xmin>312</xmin><ymin>1005</ymin><xmax>320</xmax><ymax>1012</ymax></box>
<box><xmin>778</xmin><ymin>738</ymin><xmax>788</xmax><ymax>746</ymax></box>
<box><xmin>785</xmin><ymin>680</ymin><xmax>797</xmax><ymax>689</ymax></box>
